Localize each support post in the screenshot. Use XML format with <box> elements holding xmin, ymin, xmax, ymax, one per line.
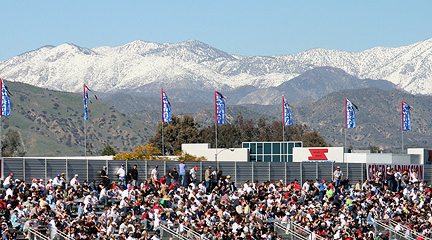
<box><xmin>45</xmin><ymin>159</ymin><xmax>47</xmax><ymax>182</ymax></box>
<box><xmin>300</xmin><ymin>162</ymin><xmax>303</xmax><ymax>185</ymax></box>
<box><xmin>268</xmin><ymin>162</ymin><xmax>271</xmax><ymax>182</ymax></box>
<box><xmin>86</xmin><ymin>158</ymin><xmax>89</xmax><ymax>182</ymax></box>
<box><xmin>23</xmin><ymin>158</ymin><xmax>26</xmax><ymax>182</ymax></box>
<box><xmin>251</xmin><ymin>161</ymin><xmax>254</xmax><ymax>183</ymax></box>
<box><xmin>234</xmin><ymin>163</ymin><xmax>237</xmax><ymax>186</ymax></box>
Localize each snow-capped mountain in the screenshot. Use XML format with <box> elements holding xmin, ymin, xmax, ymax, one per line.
<box><xmin>1</xmin><ymin>39</ymin><xmax>432</xmax><ymax>96</ymax></box>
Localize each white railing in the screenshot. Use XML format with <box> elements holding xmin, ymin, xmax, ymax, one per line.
<box><xmin>49</xmin><ymin>227</ymin><xmax>72</xmax><ymax>240</ymax></box>
<box><xmin>275</xmin><ymin>221</ymin><xmax>324</xmax><ymax>240</ymax></box>
<box><xmin>160</xmin><ymin>225</ymin><xmax>189</xmax><ymax>240</ymax></box>
<box><xmin>182</xmin><ymin>225</ymin><xmax>207</xmax><ymax>240</ymax></box>
<box><xmin>27</xmin><ymin>228</ymin><xmax>50</xmax><ymax>240</ymax></box>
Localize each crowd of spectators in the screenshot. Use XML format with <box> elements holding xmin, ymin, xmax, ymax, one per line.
<box><xmin>0</xmin><ymin>163</ymin><xmax>431</xmax><ymax>240</ymax></box>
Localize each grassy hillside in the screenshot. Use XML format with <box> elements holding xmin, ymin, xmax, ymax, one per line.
<box><xmin>2</xmin><ymin>81</ymin><xmax>154</xmax><ymax>156</ymax></box>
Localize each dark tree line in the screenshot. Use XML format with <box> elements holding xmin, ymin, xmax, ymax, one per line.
<box><xmin>149</xmin><ymin>114</ymin><xmax>328</xmax><ymax>155</ymax></box>
<box><xmin>1</xmin><ymin>129</ymin><xmax>26</xmax><ymax>157</ymax></box>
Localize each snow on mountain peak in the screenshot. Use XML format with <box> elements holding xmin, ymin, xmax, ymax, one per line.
<box><xmin>1</xmin><ymin>39</ymin><xmax>432</xmax><ymax>96</ymax></box>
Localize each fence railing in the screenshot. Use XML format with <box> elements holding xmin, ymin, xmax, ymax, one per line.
<box><xmin>375</xmin><ymin>219</ymin><xmax>431</xmax><ymax>240</ymax></box>
<box><xmin>182</xmin><ymin>225</ymin><xmax>208</xmax><ymax>240</ymax></box>
<box><xmin>274</xmin><ymin>221</ymin><xmax>324</xmax><ymax>240</ymax></box>
<box><xmin>27</xmin><ymin>228</ymin><xmax>50</xmax><ymax>240</ymax></box>
<box><xmin>4</xmin><ymin>157</ymin><xmax>368</xmax><ymax>187</ymax></box>
<box><xmin>49</xmin><ymin>227</ymin><xmax>71</xmax><ymax>240</ymax></box>
<box><xmin>160</xmin><ymin>225</ymin><xmax>188</xmax><ymax>240</ymax></box>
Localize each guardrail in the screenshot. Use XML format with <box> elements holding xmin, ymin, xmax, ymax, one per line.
<box><xmin>274</xmin><ymin>221</ymin><xmax>324</xmax><ymax>240</ymax></box>
<box><xmin>275</xmin><ymin>222</ymin><xmax>305</xmax><ymax>240</ymax></box>
<box><xmin>375</xmin><ymin>219</ymin><xmax>432</xmax><ymax>240</ymax></box>
<box><xmin>182</xmin><ymin>225</ymin><xmax>208</xmax><ymax>240</ymax></box>
<box><xmin>160</xmin><ymin>225</ymin><xmax>188</xmax><ymax>240</ymax></box>
<box><xmin>49</xmin><ymin>227</ymin><xmax>72</xmax><ymax>240</ymax></box>
<box><xmin>28</xmin><ymin>228</ymin><xmax>50</xmax><ymax>240</ymax></box>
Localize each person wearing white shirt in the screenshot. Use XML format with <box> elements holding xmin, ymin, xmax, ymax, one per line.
<box><xmin>70</xmin><ymin>174</ymin><xmax>80</xmax><ymax>190</ymax></box>
<box><xmin>189</xmin><ymin>166</ymin><xmax>198</xmax><ymax>183</ymax></box>
<box><xmin>53</xmin><ymin>174</ymin><xmax>63</xmax><ymax>189</ymax></box>
<box><xmin>116</xmin><ymin>164</ymin><xmax>126</xmax><ymax>187</ymax></box>
<box><xmin>151</xmin><ymin>165</ymin><xmax>159</xmax><ymax>185</ymax></box>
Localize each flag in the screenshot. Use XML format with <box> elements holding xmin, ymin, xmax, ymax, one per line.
<box><xmin>0</xmin><ymin>78</ymin><xmax>11</xmax><ymax>116</ymax></box>
<box><xmin>83</xmin><ymin>84</ymin><xmax>98</xmax><ymax>120</ymax></box>
<box><xmin>161</xmin><ymin>88</ymin><xmax>172</xmax><ymax>123</ymax></box>
<box><xmin>283</xmin><ymin>96</ymin><xmax>293</xmax><ymax>126</ymax></box>
<box><xmin>345</xmin><ymin>98</ymin><xmax>358</xmax><ymax>129</ymax></box>
<box><xmin>215</xmin><ymin>91</ymin><xmax>225</xmax><ymax>124</ymax></box>
<box><xmin>402</xmin><ymin>101</ymin><xmax>411</xmax><ymax>131</ymax></box>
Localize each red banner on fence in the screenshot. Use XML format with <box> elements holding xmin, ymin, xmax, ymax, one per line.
<box><xmin>367</xmin><ymin>164</ymin><xmax>423</xmax><ymax>181</ymax></box>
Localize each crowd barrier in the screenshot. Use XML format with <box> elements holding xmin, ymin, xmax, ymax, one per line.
<box><xmin>3</xmin><ymin>157</ymin><xmax>432</xmax><ymax>186</ymax></box>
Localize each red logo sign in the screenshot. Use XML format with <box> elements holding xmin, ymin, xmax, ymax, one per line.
<box><xmin>308</xmin><ymin>149</ymin><xmax>328</xmax><ymax>160</ymax></box>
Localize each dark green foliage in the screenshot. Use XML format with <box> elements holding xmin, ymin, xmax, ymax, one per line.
<box><xmin>2</xmin><ymin>129</ymin><xmax>26</xmax><ymax>157</ymax></box>
<box><xmin>101</xmin><ymin>143</ymin><xmax>116</xmax><ymax>156</ymax></box>
<box><xmin>150</xmin><ymin>114</ymin><xmax>328</xmax><ymax>153</ymax></box>
<box><xmin>149</xmin><ymin>115</ymin><xmax>200</xmax><ymax>154</ymax></box>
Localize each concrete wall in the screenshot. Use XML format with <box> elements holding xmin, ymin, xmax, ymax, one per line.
<box><xmin>408</xmin><ymin>148</ymin><xmax>432</xmax><ymax>165</ymax></box>
<box><xmin>182</xmin><ymin>143</ymin><xmax>249</xmax><ymax>162</ymax></box>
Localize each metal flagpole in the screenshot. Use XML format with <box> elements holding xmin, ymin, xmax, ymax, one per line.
<box><xmin>283</xmin><ymin>126</ymin><xmax>285</xmax><ymax>142</ymax></box>
<box><xmin>282</xmin><ymin>95</ymin><xmax>285</xmax><ymax>143</ymax></box>
<box><xmin>0</xmin><ymin>115</ymin><xmax>2</xmax><ymax>157</ymax></box>
<box><xmin>161</xmin><ymin>88</ymin><xmax>165</xmax><ymax>159</ymax></box>
<box><xmin>84</xmin><ymin>117</ymin><xmax>87</xmax><ymax>158</ymax></box>
<box><xmin>215</xmin><ymin>91</ymin><xmax>218</xmax><ymax>168</ymax></box>
<box><xmin>401</xmin><ymin>127</ymin><xmax>404</xmax><ymax>153</ymax></box>
<box><xmin>401</xmin><ymin>101</ymin><xmax>404</xmax><ymax>153</ymax></box>
<box><xmin>162</xmin><ymin>123</ymin><xmax>165</xmax><ymax>159</ymax></box>
<box><xmin>344</xmin><ymin>128</ymin><xmax>346</xmax><ymax>163</ymax></box>
<box><xmin>215</xmin><ymin>122</ymin><xmax>218</xmax><ymax>166</ymax></box>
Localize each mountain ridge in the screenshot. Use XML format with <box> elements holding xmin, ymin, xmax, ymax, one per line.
<box><xmin>1</xmin><ymin>38</ymin><xmax>432</xmax><ymax>98</ymax></box>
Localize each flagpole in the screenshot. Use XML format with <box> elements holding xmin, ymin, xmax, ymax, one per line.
<box><xmin>215</xmin><ymin>91</ymin><xmax>218</xmax><ymax>167</ymax></box>
<box><xmin>401</xmin><ymin>129</ymin><xmax>404</xmax><ymax>153</ymax></box>
<box><xmin>401</xmin><ymin>101</ymin><xmax>404</xmax><ymax>153</ymax></box>
<box><xmin>161</xmin><ymin>88</ymin><xmax>165</xmax><ymax>159</ymax></box>
<box><xmin>84</xmin><ymin>116</ymin><xmax>87</xmax><ymax>158</ymax></box>
<box><xmin>282</xmin><ymin>96</ymin><xmax>285</xmax><ymax>143</ymax></box>
<box><xmin>0</xmin><ymin>115</ymin><xmax>2</xmax><ymax>157</ymax></box>
<box><xmin>342</xmin><ymin>98</ymin><xmax>347</xmax><ymax>162</ymax></box>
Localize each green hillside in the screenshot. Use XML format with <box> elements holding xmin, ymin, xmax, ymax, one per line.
<box><xmin>2</xmin><ymin>81</ymin><xmax>154</xmax><ymax>156</ymax></box>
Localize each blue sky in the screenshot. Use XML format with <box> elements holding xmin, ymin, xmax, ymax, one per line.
<box><xmin>1</xmin><ymin>0</ymin><xmax>431</xmax><ymax>61</ymax></box>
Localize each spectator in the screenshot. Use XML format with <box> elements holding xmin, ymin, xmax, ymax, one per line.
<box><xmin>116</xmin><ymin>164</ymin><xmax>126</xmax><ymax>187</ymax></box>
<box><xmin>178</xmin><ymin>160</ymin><xmax>186</xmax><ymax>187</ymax></box>
<box><xmin>129</xmin><ymin>164</ymin><xmax>139</xmax><ymax>187</ymax></box>
<box><xmin>151</xmin><ymin>165</ymin><xmax>159</xmax><ymax>186</ymax></box>
<box><xmin>333</xmin><ymin>166</ymin><xmax>343</xmax><ymax>188</ymax></box>
<box><xmin>205</xmin><ymin>166</ymin><xmax>212</xmax><ymax>193</ymax></box>
<box><xmin>189</xmin><ymin>166</ymin><xmax>198</xmax><ymax>184</ymax></box>
<box><xmin>70</xmin><ymin>174</ymin><xmax>80</xmax><ymax>190</ymax></box>
<box><xmin>3</xmin><ymin>173</ymin><xmax>13</xmax><ymax>189</ymax></box>
<box><xmin>168</xmin><ymin>167</ymin><xmax>179</xmax><ymax>185</ymax></box>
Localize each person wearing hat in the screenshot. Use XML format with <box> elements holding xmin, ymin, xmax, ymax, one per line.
<box><xmin>3</xmin><ymin>173</ymin><xmax>13</xmax><ymax>189</ymax></box>
<box><xmin>70</xmin><ymin>174</ymin><xmax>80</xmax><ymax>190</ymax></box>
<box><xmin>189</xmin><ymin>166</ymin><xmax>198</xmax><ymax>183</ymax></box>
<box><xmin>116</xmin><ymin>164</ymin><xmax>126</xmax><ymax>187</ymax></box>
<box><xmin>205</xmin><ymin>166</ymin><xmax>212</xmax><ymax>193</ymax></box>
<box><xmin>52</xmin><ymin>174</ymin><xmax>63</xmax><ymax>189</ymax></box>
<box><xmin>333</xmin><ymin>166</ymin><xmax>343</xmax><ymax>188</ymax></box>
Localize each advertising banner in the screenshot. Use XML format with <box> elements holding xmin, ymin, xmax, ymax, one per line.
<box><xmin>367</xmin><ymin>164</ymin><xmax>423</xmax><ymax>181</ymax></box>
